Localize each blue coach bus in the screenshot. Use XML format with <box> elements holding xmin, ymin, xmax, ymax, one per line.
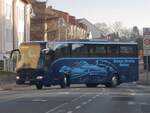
<box><xmin>11</xmin><ymin>40</ymin><xmax>139</xmax><ymax>89</ymax></box>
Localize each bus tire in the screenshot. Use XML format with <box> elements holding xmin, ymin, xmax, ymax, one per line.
<box><xmin>60</xmin><ymin>76</ymin><xmax>67</xmax><ymax>88</ymax></box>
<box><xmin>86</xmin><ymin>83</ymin><xmax>98</xmax><ymax>87</ymax></box>
<box><xmin>106</xmin><ymin>75</ymin><xmax>119</xmax><ymax>88</ymax></box>
<box><xmin>65</xmin><ymin>74</ymin><xmax>71</xmax><ymax>87</ymax></box>
<box><xmin>36</xmin><ymin>83</ymin><xmax>43</xmax><ymax>90</ymax></box>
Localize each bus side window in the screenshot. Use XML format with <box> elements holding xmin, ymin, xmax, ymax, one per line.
<box><xmin>54</xmin><ymin>44</ymin><xmax>69</xmax><ymax>59</ymax></box>
<box><xmin>71</xmin><ymin>44</ymin><xmax>88</xmax><ymax>57</ymax></box>
<box><xmin>88</xmin><ymin>45</ymin><xmax>107</xmax><ymax>57</ymax></box>
<box><xmin>107</xmin><ymin>45</ymin><xmax>119</xmax><ymax>57</ymax></box>
<box><xmin>119</xmin><ymin>45</ymin><xmax>137</xmax><ymax>57</ymax></box>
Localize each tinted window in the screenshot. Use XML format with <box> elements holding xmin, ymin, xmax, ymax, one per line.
<box><xmin>119</xmin><ymin>45</ymin><xmax>137</xmax><ymax>56</ymax></box>
<box><xmin>71</xmin><ymin>44</ymin><xmax>88</xmax><ymax>57</ymax></box>
<box><xmin>88</xmin><ymin>44</ymin><xmax>107</xmax><ymax>57</ymax></box>
<box><xmin>54</xmin><ymin>43</ymin><xmax>70</xmax><ymax>58</ymax></box>
<box><xmin>107</xmin><ymin>45</ymin><xmax>119</xmax><ymax>57</ymax></box>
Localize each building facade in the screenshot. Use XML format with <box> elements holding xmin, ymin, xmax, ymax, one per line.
<box><xmin>31</xmin><ymin>1</ymin><xmax>88</xmax><ymax>41</ymax></box>
<box><xmin>78</xmin><ymin>18</ymin><xmax>102</xmax><ymax>39</ymax></box>
<box><xmin>0</xmin><ymin>0</ymin><xmax>31</xmax><ymax>70</ymax></box>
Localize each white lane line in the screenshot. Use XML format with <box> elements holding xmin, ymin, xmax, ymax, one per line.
<box><xmin>0</xmin><ymin>94</ymin><xmax>31</xmax><ymax>103</ymax></box>
<box><xmin>32</xmin><ymin>99</ymin><xmax>48</xmax><ymax>102</ymax></box>
<box><xmin>128</xmin><ymin>101</ymin><xmax>135</xmax><ymax>105</ymax></box>
<box><xmin>140</xmin><ymin>102</ymin><xmax>148</xmax><ymax>105</ymax></box>
<box><xmin>57</xmin><ymin>92</ymin><xmax>70</xmax><ymax>95</ymax></box>
<box><xmin>82</xmin><ymin>102</ymin><xmax>87</xmax><ymax>105</ymax></box>
<box><xmin>75</xmin><ymin>106</ymin><xmax>81</xmax><ymax>110</ymax></box>
<box><xmin>71</xmin><ymin>94</ymin><xmax>86</xmax><ymax>102</ymax></box>
<box><xmin>92</xmin><ymin>96</ymin><xmax>96</xmax><ymax>99</ymax></box>
<box><xmin>137</xmin><ymin>85</ymin><xmax>145</xmax><ymax>88</ymax></box>
<box><xmin>67</xmin><ymin>111</ymin><xmax>73</xmax><ymax>113</ymax></box>
<box><xmin>45</xmin><ymin>103</ymin><xmax>68</xmax><ymax>113</ymax></box>
<box><xmin>88</xmin><ymin>99</ymin><xmax>92</xmax><ymax>102</ymax></box>
<box><xmin>127</xmin><ymin>89</ymin><xmax>136</xmax><ymax>96</ymax></box>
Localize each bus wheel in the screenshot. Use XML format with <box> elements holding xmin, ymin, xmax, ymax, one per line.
<box><xmin>106</xmin><ymin>75</ymin><xmax>119</xmax><ymax>88</ymax></box>
<box><xmin>111</xmin><ymin>75</ymin><xmax>119</xmax><ymax>87</ymax></box>
<box><xmin>60</xmin><ymin>76</ymin><xmax>67</xmax><ymax>88</ymax></box>
<box><xmin>86</xmin><ymin>83</ymin><xmax>98</xmax><ymax>87</ymax></box>
<box><xmin>65</xmin><ymin>74</ymin><xmax>71</xmax><ymax>87</ymax></box>
<box><xmin>36</xmin><ymin>83</ymin><xmax>43</xmax><ymax>90</ymax></box>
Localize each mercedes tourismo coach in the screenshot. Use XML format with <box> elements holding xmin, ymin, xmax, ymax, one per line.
<box><xmin>11</xmin><ymin>40</ymin><xmax>139</xmax><ymax>89</ymax></box>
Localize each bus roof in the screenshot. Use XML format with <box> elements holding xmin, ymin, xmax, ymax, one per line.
<box><xmin>47</xmin><ymin>40</ymin><xmax>138</xmax><ymax>45</ymax></box>
<box><xmin>21</xmin><ymin>40</ymin><xmax>137</xmax><ymax>45</ymax></box>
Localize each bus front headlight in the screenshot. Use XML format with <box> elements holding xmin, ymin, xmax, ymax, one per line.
<box><xmin>16</xmin><ymin>76</ymin><xmax>20</xmax><ymax>80</ymax></box>
<box><xmin>36</xmin><ymin>76</ymin><xmax>43</xmax><ymax>80</ymax></box>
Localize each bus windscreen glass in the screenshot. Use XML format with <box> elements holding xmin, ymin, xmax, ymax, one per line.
<box><xmin>16</xmin><ymin>44</ymin><xmax>41</xmax><ymax>69</ymax></box>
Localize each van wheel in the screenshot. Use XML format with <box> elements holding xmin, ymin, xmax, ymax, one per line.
<box><xmin>36</xmin><ymin>83</ymin><xmax>43</xmax><ymax>90</ymax></box>
<box><xmin>16</xmin><ymin>80</ymin><xmax>25</xmax><ymax>85</ymax></box>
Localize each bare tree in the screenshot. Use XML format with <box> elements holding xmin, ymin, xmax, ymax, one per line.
<box><xmin>95</xmin><ymin>22</ymin><xmax>111</xmax><ymax>36</ymax></box>
<box><xmin>131</xmin><ymin>26</ymin><xmax>140</xmax><ymax>39</ymax></box>
<box><xmin>120</xmin><ymin>28</ymin><xmax>131</xmax><ymax>39</ymax></box>
<box><xmin>110</xmin><ymin>21</ymin><xmax>123</xmax><ymax>37</ymax></box>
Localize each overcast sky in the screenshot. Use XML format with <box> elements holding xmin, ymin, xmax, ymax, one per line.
<box><xmin>47</xmin><ymin>0</ymin><xmax>150</xmax><ymax>29</ymax></box>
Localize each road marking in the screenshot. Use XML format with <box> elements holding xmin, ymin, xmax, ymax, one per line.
<box><xmin>75</xmin><ymin>106</ymin><xmax>81</xmax><ymax>109</ymax></box>
<box><xmin>57</xmin><ymin>92</ymin><xmax>70</xmax><ymax>95</ymax></box>
<box><xmin>82</xmin><ymin>102</ymin><xmax>87</xmax><ymax>105</ymax></box>
<box><xmin>71</xmin><ymin>94</ymin><xmax>86</xmax><ymax>102</ymax></box>
<box><xmin>96</xmin><ymin>94</ymin><xmax>99</xmax><ymax>97</ymax></box>
<box><xmin>140</xmin><ymin>102</ymin><xmax>149</xmax><ymax>105</ymax></box>
<box><xmin>67</xmin><ymin>111</ymin><xmax>73</xmax><ymax>113</ymax></box>
<box><xmin>32</xmin><ymin>99</ymin><xmax>48</xmax><ymax>102</ymax></box>
<box><xmin>56</xmin><ymin>109</ymin><xmax>66</xmax><ymax>113</ymax></box>
<box><xmin>92</xmin><ymin>96</ymin><xmax>96</xmax><ymax>99</ymax></box>
<box><xmin>88</xmin><ymin>99</ymin><xmax>92</xmax><ymax>102</ymax></box>
<box><xmin>137</xmin><ymin>85</ymin><xmax>145</xmax><ymax>88</ymax></box>
<box><xmin>128</xmin><ymin>101</ymin><xmax>135</xmax><ymax>105</ymax></box>
<box><xmin>45</xmin><ymin>103</ymin><xmax>68</xmax><ymax>113</ymax></box>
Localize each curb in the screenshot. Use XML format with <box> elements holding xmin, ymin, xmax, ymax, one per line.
<box><xmin>137</xmin><ymin>81</ymin><xmax>150</xmax><ymax>85</ymax></box>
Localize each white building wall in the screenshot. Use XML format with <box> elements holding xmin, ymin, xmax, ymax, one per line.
<box><xmin>15</xmin><ymin>0</ymin><xmax>25</xmax><ymax>47</ymax></box>
<box><xmin>0</xmin><ymin>0</ymin><xmax>3</xmax><ymax>60</ymax></box>
<box><xmin>78</xmin><ymin>18</ymin><xmax>102</xmax><ymax>39</ymax></box>
<box><xmin>0</xmin><ymin>0</ymin><xmax>13</xmax><ymax>61</ymax></box>
<box><xmin>0</xmin><ymin>0</ymin><xmax>31</xmax><ymax>70</ymax></box>
<box><xmin>25</xmin><ymin>4</ymin><xmax>31</xmax><ymax>42</ymax></box>
<box><xmin>4</xmin><ymin>0</ymin><xmax>13</xmax><ymax>52</ymax></box>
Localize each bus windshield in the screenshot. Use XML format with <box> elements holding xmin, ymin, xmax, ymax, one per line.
<box><xmin>16</xmin><ymin>44</ymin><xmax>41</xmax><ymax>70</ymax></box>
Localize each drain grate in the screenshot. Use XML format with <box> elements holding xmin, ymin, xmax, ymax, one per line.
<box><xmin>141</xmin><ymin>105</ymin><xmax>150</xmax><ymax>113</ymax></box>
<box><xmin>112</xmin><ymin>96</ymin><xmax>135</xmax><ymax>101</ymax></box>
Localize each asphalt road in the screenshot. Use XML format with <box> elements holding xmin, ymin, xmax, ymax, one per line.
<box><xmin>0</xmin><ymin>83</ymin><xmax>150</xmax><ymax>113</ymax></box>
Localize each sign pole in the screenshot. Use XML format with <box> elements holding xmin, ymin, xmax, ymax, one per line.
<box><xmin>146</xmin><ymin>56</ymin><xmax>149</xmax><ymax>81</ymax></box>
<box><xmin>143</xmin><ymin>28</ymin><xmax>150</xmax><ymax>82</ymax></box>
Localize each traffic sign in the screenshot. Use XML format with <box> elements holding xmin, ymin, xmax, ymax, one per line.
<box><xmin>143</xmin><ymin>28</ymin><xmax>150</xmax><ymax>36</ymax></box>
<box><xmin>143</xmin><ymin>38</ymin><xmax>150</xmax><ymax>48</ymax></box>
<box><xmin>143</xmin><ymin>28</ymin><xmax>150</xmax><ymax>56</ymax></box>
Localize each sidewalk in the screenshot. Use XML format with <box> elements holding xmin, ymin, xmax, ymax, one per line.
<box><xmin>137</xmin><ymin>71</ymin><xmax>150</xmax><ymax>85</ymax></box>
<box><xmin>0</xmin><ymin>74</ymin><xmax>16</xmax><ymax>91</ymax></box>
<box><xmin>137</xmin><ymin>60</ymin><xmax>150</xmax><ymax>85</ymax></box>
